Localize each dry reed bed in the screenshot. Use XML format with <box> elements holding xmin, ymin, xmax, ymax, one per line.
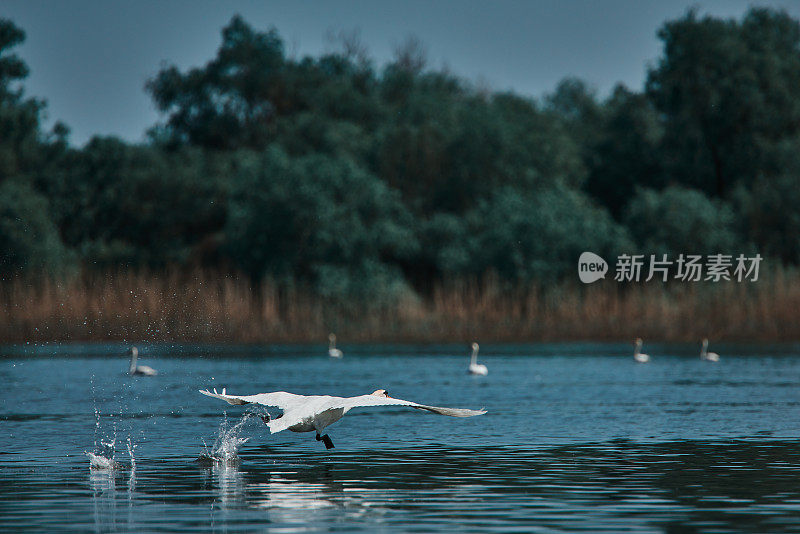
<box><xmin>0</xmin><ymin>269</ymin><xmax>798</xmax><ymax>344</ymax></box>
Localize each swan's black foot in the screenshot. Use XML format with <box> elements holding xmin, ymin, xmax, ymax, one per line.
<box><xmin>315</xmin><ymin>433</ymin><xmax>334</xmax><ymax>449</ymax></box>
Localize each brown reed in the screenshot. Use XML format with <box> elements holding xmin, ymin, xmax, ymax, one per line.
<box><xmin>0</xmin><ymin>266</ymin><xmax>797</xmax><ymax>344</ymax></box>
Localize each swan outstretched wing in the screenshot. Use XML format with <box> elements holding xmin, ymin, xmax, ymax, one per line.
<box><xmin>330</xmin><ymin>395</ymin><xmax>486</xmax><ymax>417</ymax></box>
<box><xmin>199</xmin><ymin>388</ymin><xmax>305</xmax><ymax>409</ymax></box>
<box><xmin>200</xmin><ymin>389</ymin><xmax>486</xmax><ymax>417</ymax></box>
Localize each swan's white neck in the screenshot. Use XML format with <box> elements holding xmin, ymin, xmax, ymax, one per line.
<box><xmin>634</xmin><ymin>341</ymin><xmax>642</xmax><ymax>356</ymax></box>
<box><xmin>329</xmin><ymin>338</ymin><xmax>336</xmax><ymax>350</ymax></box>
<box><xmin>701</xmin><ymin>340</ymin><xmax>708</xmax><ymax>357</ymax></box>
<box><xmin>129</xmin><ymin>350</ymin><xmax>137</xmax><ymax>373</ymax></box>
<box><xmin>470</xmin><ymin>346</ymin><xmax>478</xmax><ymax>365</ymax></box>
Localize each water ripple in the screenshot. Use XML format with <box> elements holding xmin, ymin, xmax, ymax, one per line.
<box><xmin>2</xmin><ymin>349</ymin><xmax>800</xmax><ymax>532</ymax></box>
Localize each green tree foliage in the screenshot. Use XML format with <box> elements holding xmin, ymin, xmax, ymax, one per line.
<box><xmin>460</xmin><ymin>185</ymin><xmax>633</xmax><ymax>283</ymax></box>
<box><xmin>0</xmin><ymin>179</ymin><xmax>70</xmax><ymax>276</ymax></box>
<box><xmin>224</xmin><ymin>147</ymin><xmax>416</xmax><ymax>300</ymax></box>
<box><xmin>145</xmin><ymin>15</ymin><xmax>611</xmax><ymax>293</ymax></box>
<box><xmin>545</xmin><ymin>78</ymin><xmax>602</xmax><ymax>183</ymax></box>
<box><xmin>585</xmin><ymin>86</ymin><xmax>663</xmax><ymax>219</ymax></box>
<box><xmin>40</xmin><ymin>137</ymin><xmax>227</xmax><ymax>267</ymax></box>
<box><xmin>0</xmin><ymin>18</ymin><xmax>56</xmax><ymax>182</ymax></box>
<box><xmin>147</xmin><ymin>15</ymin><xmax>383</xmax><ymax>152</ymax></box>
<box><xmin>624</xmin><ymin>186</ymin><xmax>741</xmax><ymax>256</ymax></box>
<box><xmin>5</xmin><ymin>8</ymin><xmax>800</xmax><ymax>293</ymax></box>
<box><xmin>0</xmin><ymin>19</ymin><xmax>71</xmax><ymax>276</ymax></box>
<box><xmin>647</xmin><ymin>8</ymin><xmax>800</xmax><ymax>198</ymax></box>
<box><xmin>735</xmin><ymin>138</ymin><xmax>800</xmax><ymax>264</ymax></box>
<box><xmin>147</xmin><ymin>15</ymin><xmax>287</xmax><ymax>149</ymax></box>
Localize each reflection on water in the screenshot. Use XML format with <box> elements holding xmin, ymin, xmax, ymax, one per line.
<box><xmin>65</xmin><ymin>441</ymin><xmax>800</xmax><ymax>532</ymax></box>
<box><xmin>89</xmin><ymin>469</ymin><xmax>118</xmax><ymax>532</ymax></box>
<box><xmin>212</xmin><ymin>462</ymin><xmax>245</xmax><ymax>507</ymax></box>
<box><xmin>250</xmin><ymin>474</ymin><xmax>339</xmax><ymax>511</ymax></box>
<box><xmin>88</xmin><ymin>459</ymin><xmax>139</xmax><ymax>533</ymax></box>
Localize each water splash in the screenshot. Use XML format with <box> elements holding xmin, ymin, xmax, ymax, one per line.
<box><xmin>126</xmin><ymin>436</ymin><xmax>137</xmax><ymax>493</ymax></box>
<box><xmin>86</xmin><ymin>382</ymin><xmax>138</xmax><ymax>473</ymax></box>
<box><xmin>86</xmin><ymin>451</ymin><xmax>122</xmax><ymax>470</ymax></box>
<box><xmin>197</xmin><ymin>412</ymin><xmax>254</xmax><ymax>466</ymax></box>
<box><xmin>126</xmin><ymin>436</ymin><xmax>136</xmax><ymax>471</ymax></box>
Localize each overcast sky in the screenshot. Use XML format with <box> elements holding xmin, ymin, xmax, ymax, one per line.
<box><xmin>3</xmin><ymin>0</ymin><xmax>799</xmax><ymax>146</ymax></box>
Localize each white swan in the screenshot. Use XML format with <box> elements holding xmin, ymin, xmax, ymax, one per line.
<box><xmin>701</xmin><ymin>338</ymin><xmax>720</xmax><ymax>362</ymax></box>
<box><xmin>128</xmin><ymin>347</ymin><xmax>157</xmax><ymax>376</ymax></box>
<box><xmin>328</xmin><ymin>334</ymin><xmax>343</xmax><ymax>358</ymax></box>
<box><xmin>468</xmin><ymin>342</ymin><xmax>488</xmax><ymax>375</ymax></box>
<box><xmin>200</xmin><ymin>387</ymin><xmax>485</xmax><ymax>449</ymax></box>
<box><xmin>633</xmin><ymin>338</ymin><xmax>650</xmax><ymax>363</ymax></box>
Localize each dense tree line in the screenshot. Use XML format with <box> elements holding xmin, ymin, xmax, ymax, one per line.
<box><xmin>1</xmin><ymin>8</ymin><xmax>799</xmax><ymax>300</ymax></box>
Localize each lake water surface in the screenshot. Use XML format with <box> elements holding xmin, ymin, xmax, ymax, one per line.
<box><xmin>2</xmin><ymin>343</ymin><xmax>800</xmax><ymax>532</ymax></box>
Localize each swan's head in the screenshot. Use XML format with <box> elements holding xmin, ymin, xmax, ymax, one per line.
<box><xmin>702</xmin><ymin>338</ymin><xmax>709</xmax><ymax>346</ymax></box>
<box><xmin>370</xmin><ymin>389</ymin><xmax>389</xmax><ymax>397</ymax></box>
<box><xmin>471</xmin><ymin>342</ymin><xmax>479</xmax><ymax>351</ymax></box>
<box><xmin>634</xmin><ymin>338</ymin><xmax>643</xmax><ymax>346</ymax></box>
<box><xmin>127</xmin><ymin>346</ymin><xmax>138</xmax><ymax>357</ymax></box>
<box><xmin>329</xmin><ymin>333</ymin><xmax>336</xmax><ymax>342</ymax></box>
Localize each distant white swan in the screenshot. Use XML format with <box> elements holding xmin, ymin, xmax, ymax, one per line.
<box><xmin>200</xmin><ymin>388</ymin><xmax>486</xmax><ymax>449</ymax></box>
<box><xmin>468</xmin><ymin>342</ymin><xmax>488</xmax><ymax>375</ymax></box>
<box><xmin>633</xmin><ymin>338</ymin><xmax>650</xmax><ymax>363</ymax></box>
<box><xmin>128</xmin><ymin>346</ymin><xmax>157</xmax><ymax>376</ymax></box>
<box><xmin>328</xmin><ymin>334</ymin><xmax>343</xmax><ymax>358</ymax></box>
<box><xmin>701</xmin><ymin>338</ymin><xmax>720</xmax><ymax>362</ymax></box>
